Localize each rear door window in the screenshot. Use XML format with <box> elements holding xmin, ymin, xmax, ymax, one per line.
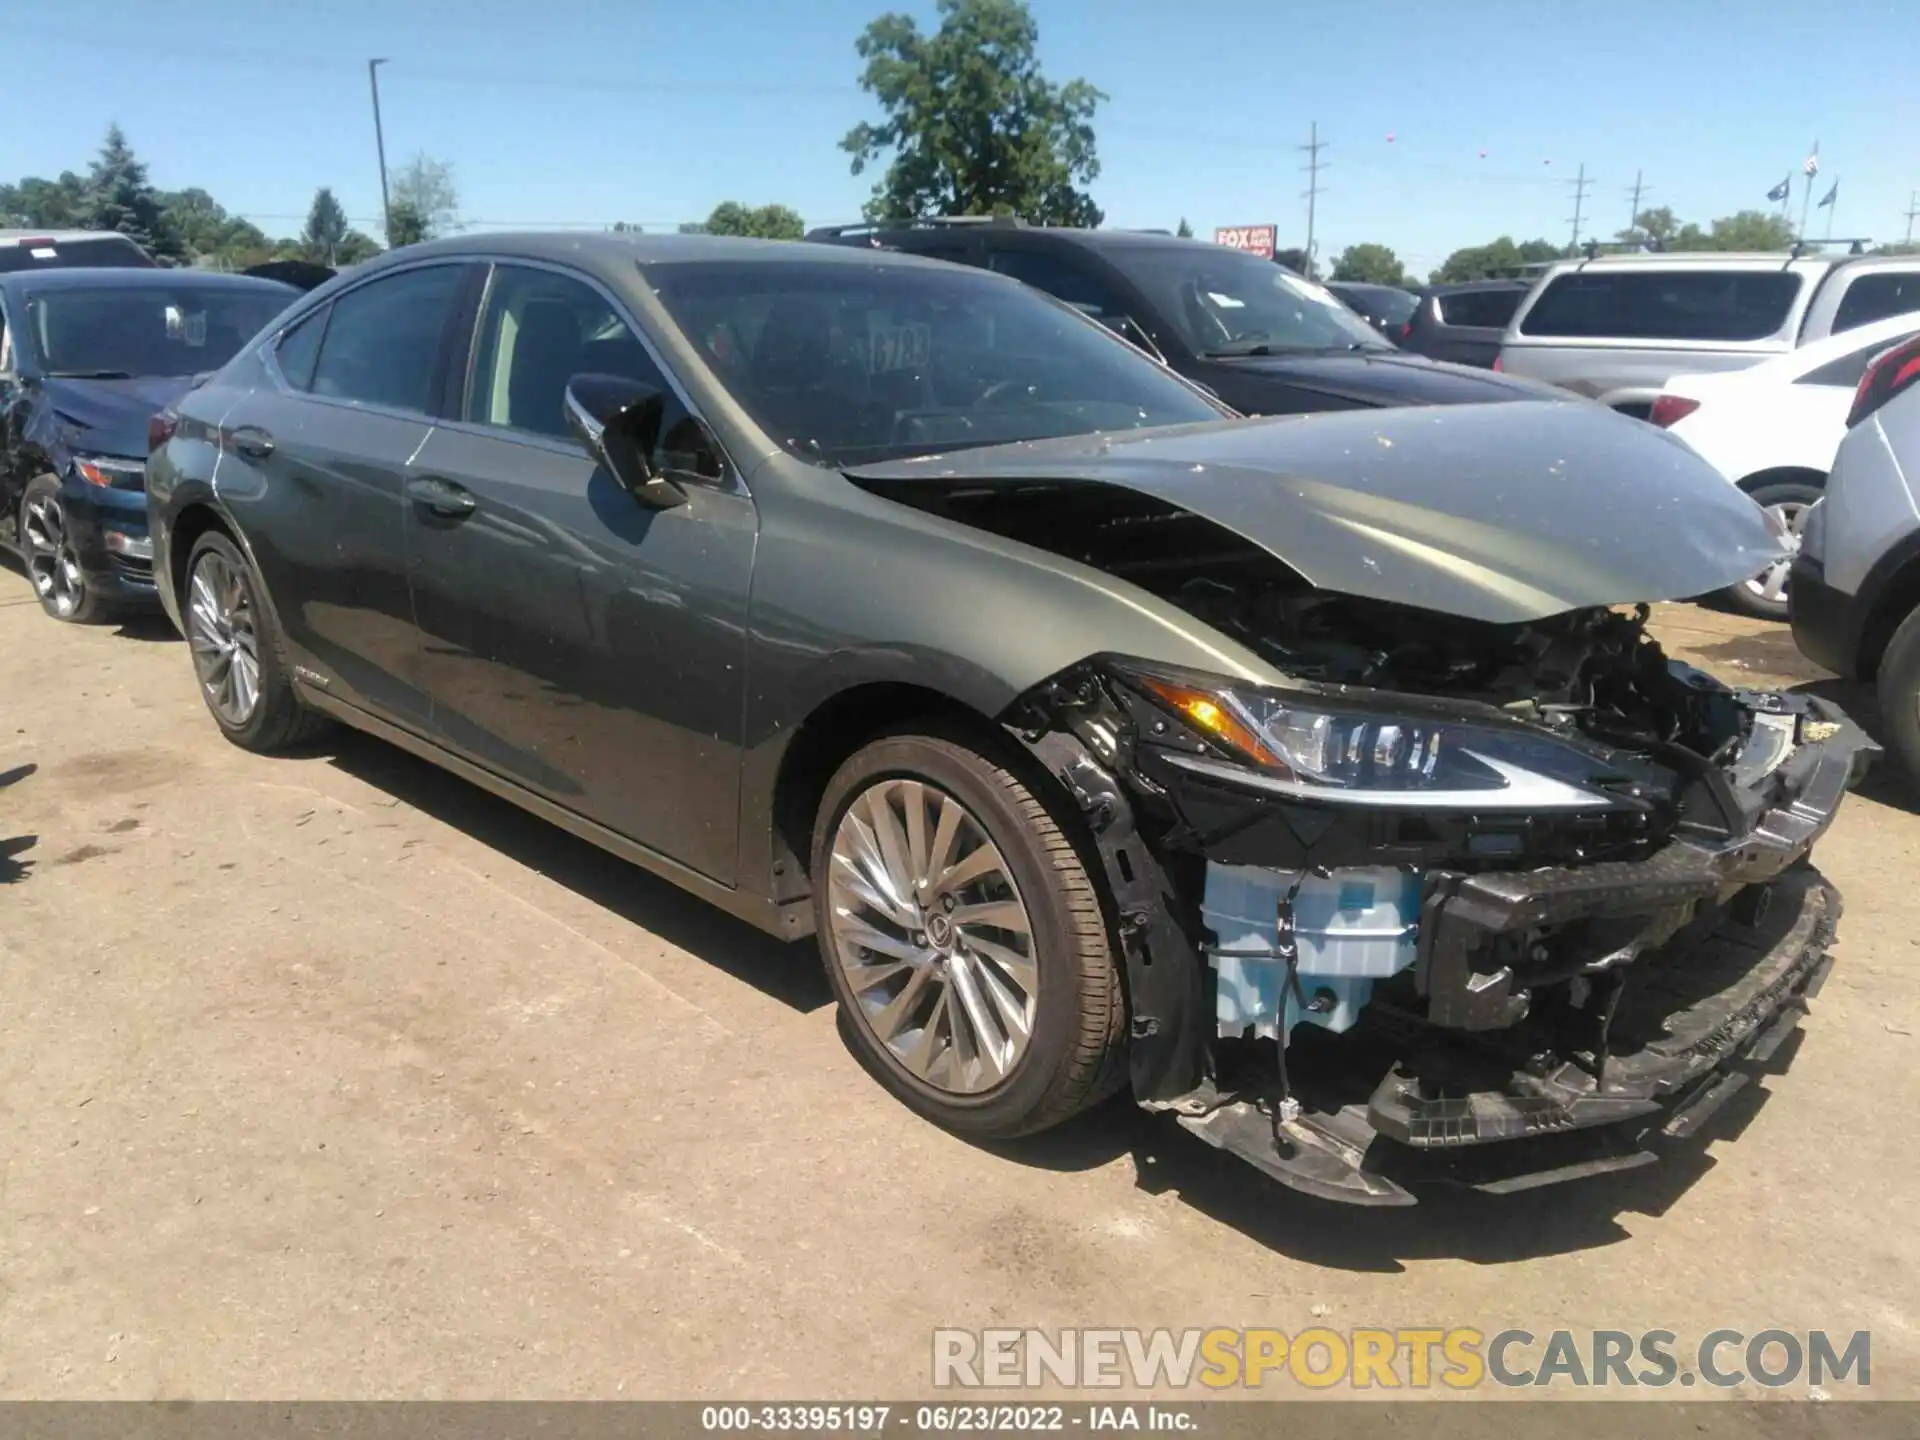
<box><xmin>272</xmin><ymin>305</ymin><xmax>329</xmax><ymax>391</ymax></box>
<box><xmin>1831</xmin><ymin>273</ymin><xmax>1920</xmax><ymax>334</ymax></box>
<box><xmin>1519</xmin><ymin>271</ymin><xmax>1802</xmax><ymax>342</ymax></box>
<box><xmin>308</xmin><ymin>264</ymin><xmax>464</xmax><ymax>414</ymax></box>
<box><xmin>1436</xmin><ymin>289</ymin><xmax>1524</xmax><ymax>329</ymax></box>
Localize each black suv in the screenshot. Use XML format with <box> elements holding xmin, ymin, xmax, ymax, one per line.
<box><xmin>808</xmin><ymin>219</ymin><xmax>1551</xmax><ymax>416</ymax></box>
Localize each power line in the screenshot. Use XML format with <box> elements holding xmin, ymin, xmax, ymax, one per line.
<box><xmin>1299</xmin><ymin>120</ymin><xmax>1328</xmax><ymax>270</ymax></box>
<box><xmin>1567</xmin><ymin>162</ymin><xmax>1592</xmax><ymax>249</ymax></box>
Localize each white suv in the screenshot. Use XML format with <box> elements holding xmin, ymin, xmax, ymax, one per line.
<box><xmin>1498</xmin><ymin>250</ymin><xmax>1920</xmax><ymax>419</ymax></box>
<box><xmin>1790</xmin><ymin>330</ymin><xmax>1920</xmax><ymax>786</ymax></box>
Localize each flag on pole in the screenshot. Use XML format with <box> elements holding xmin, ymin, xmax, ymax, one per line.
<box><xmin>1818</xmin><ymin>179</ymin><xmax>1840</xmax><ymax>208</ymax></box>
<box><xmin>1803</xmin><ymin>145</ymin><xmax>1821</xmax><ymax>177</ymax></box>
<box><xmin>1767</xmin><ymin>174</ymin><xmax>1791</xmax><ymax>202</ymax></box>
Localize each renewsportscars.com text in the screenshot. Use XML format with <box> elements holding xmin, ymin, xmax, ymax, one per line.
<box><xmin>931</xmin><ymin>1327</ymin><xmax>1871</xmax><ymax>1391</ymax></box>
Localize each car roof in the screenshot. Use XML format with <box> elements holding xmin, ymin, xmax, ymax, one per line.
<box><xmin>1327</xmin><ymin>280</ymin><xmax>1405</xmax><ymax>296</ymax></box>
<box><xmin>1423</xmin><ymin>278</ymin><xmax>1533</xmax><ymax>294</ymax></box>
<box><xmin>0</xmin><ymin>267</ymin><xmax>297</xmax><ymax>296</ymax></box>
<box><xmin>381</xmin><ymin>230</ymin><xmax>976</xmax><ymax>270</ymax></box>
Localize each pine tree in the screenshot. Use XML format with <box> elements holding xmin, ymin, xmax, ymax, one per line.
<box><xmin>301</xmin><ymin>187</ymin><xmax>349</xmax><ymax>264</ymax></box>
<box><xmin>85</xmin><ymin>124</ymin><xmax>184</xmax><ymax>262</ymax></box>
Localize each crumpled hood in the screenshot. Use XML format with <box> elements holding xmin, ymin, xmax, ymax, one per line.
<box><xmin>1218</xmin><ymin>349</ymin><xmax>1561</xmax><ymax>406</ymax></box>
<box><xmin>41</xmin><ymin>375</ymin><xmax>190</xmax><ymax>460</ymax></box>
<box><xmin>845</xmin><ymin>399</ymin><xmax>1785</xmax><ymax>625</ymax></box>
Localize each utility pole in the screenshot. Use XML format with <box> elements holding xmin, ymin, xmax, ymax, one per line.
<box><xmin>1567</xmin><ymin>162</ymin><xmax>1592</xmax><ymax>251</ymax></box>
<box><xmin>368</xmin><ymin>58</ymin><xmax>393</xmax><ymax>244</ymax></box>
<box><xmin>1298</xmin><ymin>121</ymin><xmax>1328</xmax><ymax>277</ymax></box>
<box><xmin>1625</xmin><ymin>170</ymin><xmax>1647</xmax><ymax>240</ymax></box>
<box><xmin>1906</xmin><ymin>191</ymin><xmax>1919</xmax><ymax>247</ymax></box>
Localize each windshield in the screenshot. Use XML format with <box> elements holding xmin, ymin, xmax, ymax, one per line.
<box><xmin>1103</xmin><ymin>245</ymin><xmax>1391</xmax><ymax>356</ymax></box>
<box><xmin>648</xmin><ymin>259</ymin><xmax>1228</xmax><ymax>466</ymax></box>
<box><xmin>23</xmin><ymin>281</ymin><xmax>293</xmax><ymax>378</ymax></box>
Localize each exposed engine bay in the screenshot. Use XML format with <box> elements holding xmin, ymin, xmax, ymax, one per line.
<box><xmin>1005</xmin><ymin>589</ymin><xmax>1876</xmax><ymax>1206</ymax></box>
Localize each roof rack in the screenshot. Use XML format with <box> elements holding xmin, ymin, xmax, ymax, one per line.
<box><xmin>1789</xmin><ymin>236</ymin><xmax>1873</xmax><ymax>258</ymax></box>
<box><xmin>804</xmin><ymin>215</ymin><xmax>1028</xmax><ymax>239</ymax></box>
<box><xmin>1581</xmin><ymin>238</ymin><xmax>1665</xmax><ymax>260</ymax></box>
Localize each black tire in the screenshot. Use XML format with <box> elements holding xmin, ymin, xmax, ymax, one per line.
<box><xmin>19</xmin><ymin>474</ymin><xmax>110</xmax><ymax>624</ymax></box>
<box><xmin>1722</xmin><ymin>480</ymin><xmax>1823</xmax><ymax>620</ymax></box>
<box><xmin>811</xmin><ymin>727</ymin><xmax>1127</xmax><ymax>1140</ymax></box>
<box><xmin>1878</xmin><ymin>606</ymin><xmax>1920</xmax><ymax>793</ymax></box>
<box><xmin>183</xmin><ymin>530</ymin><xmax>330</xmax><ymax>752</ymax></box>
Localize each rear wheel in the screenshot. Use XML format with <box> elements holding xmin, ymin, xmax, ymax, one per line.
<box><xmin>811</xmin><ymin>729</ymin><xmax>1126</xmax><ymax>1140</ymax></box>
<box><xmin>1878</xmin><ymin>606</ymin><xmax>1920</xmax><ymax>793</ymax></box>
<box><xmin>19</xmin><ymin>475</ymin><xmax>108</xmax><ymax>623</ymax></box>
<box><xmin>1724</xmin><ymin>480</ymin><xmax>1822</xmax><ymax>620</ymax></box>
<box><xmin>184</xmin><ymin>531</ymin><xmax>329</xmax><ymax>752</ymax></box>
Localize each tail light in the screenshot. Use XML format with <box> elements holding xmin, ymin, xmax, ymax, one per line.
<box><xmin>1491</xmin><ymin>355</ymin><xmax>1504</xmax><ymax>371</ymax></box>
<box><xmin>1397</xmin><ymin>321</ymin><xmax>1413</xmax><ymax>341</ymax></box>
<box><xmin>1649</xmin><ymin>394</ymin><xmax>1701</xmax><ymax>428</ymax></box>
<box><xmin>148</xmin><ymin>411</ymin><xmax>178</xmax><ymax>454</ymax></box>
<box><xmin>1847</xmin><ymin>333</ymin><xmax>1920</xmax><ymax>428</ymax></box>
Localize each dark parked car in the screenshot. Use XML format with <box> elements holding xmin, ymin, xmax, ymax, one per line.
<box><xmin>150</xmin><ymin>233</ymin><xmax>1870</xmax><ymax>1205</ymax></box>
<box><xmin>0</xmin><ymin>267</ymin><xmax>297</xmax><ymax>620</ymax></box>
<box><xmin>0</xmin><ymin>228</ymin><xmax>156</xmax><ymax>273</ymax></box>
<box><xmin>1325</xmin><ymin>280</ymin><xmax>1418</xmax><ymax>339</ymax></box>
<box><xmin>808</xmin><ymin>220</ymin><xmax>1556</xmax><ymax>416</ymax></box>
<box><xmin>1399</xmin><ymin>279</ymin><xmax>1533</xmax><ymax>368</ymax></box>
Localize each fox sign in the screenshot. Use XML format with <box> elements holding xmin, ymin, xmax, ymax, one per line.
<box><xmin>1212</xmin><ymin>224</ymin><xmax>1277</xmax><ymax>258</ymax></box>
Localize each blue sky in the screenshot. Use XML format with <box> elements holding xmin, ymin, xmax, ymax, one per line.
<box><xmin>8</xmin><ymin>0</ymin><xmax>1917</xmax><ymax>276</ymax></box>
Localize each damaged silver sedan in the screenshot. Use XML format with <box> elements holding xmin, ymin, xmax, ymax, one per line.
<box><xmin>149</xmin><ymin>237</ymin><xmax>1875</xmax><ymax>1206</ymax></box>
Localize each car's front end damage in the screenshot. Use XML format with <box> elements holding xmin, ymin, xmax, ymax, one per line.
<box><xmin>848</xmin><ymin>401</ymin><xmax>1879</xmax><ymax>1205</ymax></box>
<box><xmin>1005</xmin><ymin>609</ymin><xmax>1870</xmax><ymax>1205</ymax></box>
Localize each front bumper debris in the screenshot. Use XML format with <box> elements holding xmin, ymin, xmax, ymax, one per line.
<box><xmin>1022</xmin><ymin>677</ymin><xmax>1877</xmax><ymax>1207</ymax></box>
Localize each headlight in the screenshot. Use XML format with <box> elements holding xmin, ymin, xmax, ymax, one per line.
<box><xmin>71</xmin><ymin>455</ymin><xmax>145</xmax><ymax>488</ymax></box>
<box><xmin>1127</xmin><ymin>669</ymin><xmax>1622</xmax><ymax>811</ymax></box>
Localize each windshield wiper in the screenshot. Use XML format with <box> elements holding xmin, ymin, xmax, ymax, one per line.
<box><xmin>47</xmin><ymin>369</ymin><xmax>136</xmax><ymax>379</ymax></box>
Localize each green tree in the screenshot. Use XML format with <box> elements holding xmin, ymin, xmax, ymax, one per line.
<box><xmin>842</xmin><ymin>0</ymin><xmax>1105</xmax><ymax>226</ymax></box>
<box><xmin>1617</xmin><ymin>205</ymin><xmax>1679</xmax><ymax>247</ymax></box>
<box><xmin>334</xmin><ymin>230</ymin><xmax>382</xmax><ymax>265</ymax></box>
<box><xmin>84</xmin><ymin>125</ymin><xmax>185</xmax><ymax>262</ymax></box>
<box><xmin>2</xmin><ymin>173</ymin><xmax>90</xmax><ymax>228</ymax></box>
<box><xmin>1274</xmin><ymin>246</ymin><xmax>1315</xmax><ymax>278</ymax></box>
<box><xmin>1430</xmin><ymin>235</ymin><xmax>1563</xmax><ymax>283</ymax></box>
<box><xmin>1175</xmin><ymin>216</ymin><xmax>1193</xmax><ymax>238</ymax></box>
<box><xmin>301</xmin><ymin>186</ymin><xmax>350</xmax><ymax>264</ymax></box>
<box><xmin>1706</xmin><ymin>209</ymin><xmax>1794</xmax><ymax>251</ymax></box>
<box><xmin>1330</xmin><ymin>242</ymin><xmax>1407</xmax><ymax>286</ymax></box>
<box><xmin>385</xmin><ymin>200</ymin><xmax>429</xmax><ymax>248</ymax></box>
<box><xmin>699</xmin><ymin>201</ymin><xmax>806</xmax><ymax>240</ymax></box>
<box><xmin>388</xmin><ymin>153</ymin><xmax>458</xmax><ymax>241</ymax></box>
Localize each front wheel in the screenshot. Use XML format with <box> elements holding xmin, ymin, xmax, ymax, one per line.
<box><xmin>1878</xmin><ymin>606</ymin><xmax>1920</xmax><ymax>793</ymax></box>
<box><xmin>811</xmin><ymin>730</ymin><xmax>1126</xmax><ymax>1139</ymax></box>
<box><xmin>1724</xmin><ymin>480</ymin><xmax>1822</xmax><ymax>620</ymax></box>
<box><xmin>19</xmin><ymin>475</ymin><xmax>108</xmax><ymax>623</ymax></box>
<box><xmin>184</xmin><ymin>531</ymin><xmax>329</xmax><ymax>752</ymax></box>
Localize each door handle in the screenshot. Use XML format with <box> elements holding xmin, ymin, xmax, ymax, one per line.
<box><xmin>405</xmin><ymin>475</ymin><xmax>477</xmax><ymax>518</ymax></box>
<box><xmin>227</xmin><ymin>425</ymin><xmax>275</xmax><ymax>460</ymax></box>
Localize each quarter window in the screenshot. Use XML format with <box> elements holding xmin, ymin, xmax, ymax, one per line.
<box><xmin>273</xmin><ymin>306</ymin><xmax>328</xmax><ymax>391</ymax></box>
<box><xmin>308</xmin><ymin>264</ymin><xmax>464</xmax><ymax>413</ymax></box>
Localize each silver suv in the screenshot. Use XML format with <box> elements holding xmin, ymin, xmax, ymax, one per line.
<box><xmin>1498</xmin><ymin>250</ymin><xmax>1920</xmax><ymax>418</ymax></box>
<box><xmin>1790</xmin><ymin>330</ymin><xmax>1920</xmax><ymax>786</ymax></box>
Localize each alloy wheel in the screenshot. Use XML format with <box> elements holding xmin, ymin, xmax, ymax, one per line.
<box><xmin>20</xmin><ymin>494</ymin><xmax>86</xmax><ymax>618</ymax></box>
<box><xmin>1744</xmin><ymin>500</ymin><xmax>1809</xmax><ymax>606</ymax></box>
<box><xmin>827</xmin><ymin>778</ymin><xmax>1039</xmax><ymax>1095</ymax></box>
<box><xmin>187</xmin><ymin>550</ymin><xmax>263</xmax><ymax>726</ymax></box>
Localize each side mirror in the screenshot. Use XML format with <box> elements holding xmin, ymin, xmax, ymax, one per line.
<box><xmin>564</xmin><ymin>373</ymin><xmax>686</xmax><ymax>510</ymax></box>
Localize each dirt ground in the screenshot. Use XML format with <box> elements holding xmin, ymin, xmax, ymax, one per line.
<box><xmin>1</xmin><ymin>562</ymin><xmax>1917</xmax><ymax>1401</ymax></box>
